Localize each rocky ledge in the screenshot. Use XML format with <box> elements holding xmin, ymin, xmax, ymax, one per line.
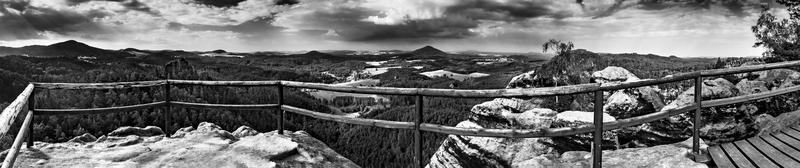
<box><xmin>428</xmin><ymin>64</ymin><xmax>800</xmax><ymax>168</ymax></box>
<box><xmin>2</xmin><ymin>122</ymin><xmax>359</xmax><ymax>168</ymax></box>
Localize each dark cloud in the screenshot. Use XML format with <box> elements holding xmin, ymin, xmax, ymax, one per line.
<box><xmin>168</xmin><ymin>16</ymin><xmax>287</xmax><ymax>40</ymax></box>
<box><xmin>0</xmin><ymin>1</ymin><xmax>111</xmax><ymax>40</ymax></box>
<box><xmin>445</xmin><ymin>0</ymin><xmax>567</xmax><ymax>21</ymax></box>
<box><xmin>63</xmin><ymin>0</ymin><xmax>158</xmax><ymax>15</ymax></box>
<box><xmin>636</xmin><ymin>0</ymin><xmax>755</xmax><ymax>17</ymax></box>
<box><xmin>286</xmin><ymin>6</ymin><xmax>478</xmax><ymax>41</ymax></box>
<box><xmin>109</xmin><ymin>0</ymin><xmax>158</xmax><ymax>15</ymax></box>
<box><xmin>193</xmin><ymin>0</ymin><xmax>246</xmax><ymax>7</ymax></box>
<box><xmin>274</xmin><ymin>0</ymin><xmax>299</xmax><ymax>6</ymax></box>
<box><xmin>592</xmin><ymin>0</ymin><xmax>627</xmax><ymax>18</ymax></box>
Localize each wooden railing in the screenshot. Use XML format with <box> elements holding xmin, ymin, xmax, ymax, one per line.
<box><xmin>3</xmin><ymin>60</ymin><xmax>800</xmax><ymax>168</ymax></box>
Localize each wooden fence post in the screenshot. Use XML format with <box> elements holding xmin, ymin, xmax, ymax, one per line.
<box><xmin>415</xmin><ymin>95</ymin><xmax>424</xmax><ymax>168</ymax></box>
<box><xmin>592</xmin><ymin>90</ymin><xmax>603</xmax><ymax>168</ymax></box>
<box><xmin>26</xmin><ymin>88</ymin><xmax>35</xmax><ymax>148</ymax></box>
<box><xmin>278</xmin><ymin>83</ymin><xmax>285</xmax><ymax>134</ymax></box>
<box><xmin>693</xmin><ymin>76</ymin><xmax>702</xmax><ymax>159</ymax></box>
<box><xmin>163</xmin><ymin>66</ymin><xmax>171</xmax><ymax>135</ymax></box>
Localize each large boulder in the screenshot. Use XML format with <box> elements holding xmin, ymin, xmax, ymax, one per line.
<box><xmin>231</xmin><ymin>133</ymin><xmax>299</xmax><ymax>160</ymax></box>
<box><xmin>603</xmin><ymin>88</ymin><xmax>665</xmax><ymax>119</ymax></box>
<box><xmin>746</xmin><ymin>68</ymin><xmax>800</xmax><ymax>88</ymax></box>
<box><xmin>591</xmin><ymin>66</ymin><xmax>640</xmax><ymax>83</ymax></box>
<box><xmin>545</xmin><ymin>138</ymin><xmax>708</xmax><ymax>168</ymax></box>
<box><xmin>623</xmin><ymin>78</ymin><xmax>738</xmax><ymax>146</ymax></box>
<box><xmin>108</xmin><ymin>126</ymin><xmax>164</xmax><ymax>137</ymax></box>
<box><xmin>426</xmin><ymin>121</ymin><xmax>556</xmax><ymax>168</ymax></box>
<box><xmin>67</xmin><ymin>133</ymin><xmax>97</xmax><ymax>143</ymax></box>
<box><xmin>735</xmin><ymin>79</ymin><xmax>768</xmax><ymax>95</ymax></box>
<box><xmin>549</xmin><ymin>111</ymin><xmax>620</xmax><ymax>151</ymax></box>
<box><xmin>591</xmin><ymin>66</ymin><xmax>665</xmax><ymax>119</ymax></box>
<box><xmin>172</xmin><ymin>122</ymin><xmax>236</xmax><ymax>140</ymax></box>
<box><xmin>427</xmin><ymin>97</ymin><xmax>559</xmax><ymax>168</ymax></box>
<box><xmin>469</xmin><ymin>98</ymin><xmax>543</xmax><ymax>128</ymax></box>
<box><xmin>232</xmin><ymin>126</ymin><xmax>259</xmax><ymax>138</ymax></box>
<box><xmin>756</xmin><ymin>110</ymin><xmax>800</xmax><ymax>136</ymax></box>
<box><xmin>506</xmin><ymin>70</ymin><xmax>537</xmax><ymax>88</ymax></box>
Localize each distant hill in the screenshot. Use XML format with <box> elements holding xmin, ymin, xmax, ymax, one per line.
<box><xmin>410</xmin><ymin>46</ymin><xmax>447</xmax><ymax>56</ymax></box>
<box><xmin>0</xmin><ymin>40</ymin><xmax>129</xmax><ymax>58</ymax></box>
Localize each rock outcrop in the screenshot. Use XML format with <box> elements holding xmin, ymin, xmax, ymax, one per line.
<box><xmin>591</xmin><ymin>66</ymin><xmax>640</xmax><ymax>83</ymax></box>
<box><xmin>5</xmin><ymin>122</ymin><xmax>358</xmax><ymax>168</ymax></box>
<box><xmin>426</xmin><ymin>98</ymin><xmax>558</xmax><ymax>168</ymax></box>
<box><xmin>519</xmin><ymin>138</ymin><xmax>708</xmax><ymax>167</ymax></box>
<box><xmin>506</xmin><ymin>70</ymin><xmax>537</xmax><ymax>88</ymax></box>
<box><xmin>550</xmin><ymin>111</ymin><xmax>619</xmax><ymax>151</ymax></box>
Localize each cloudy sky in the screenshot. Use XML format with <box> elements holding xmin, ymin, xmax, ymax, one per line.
<box><xmin>0</xmin><ymin>0</ymin><xmax>788</xmax><ymax>57</ymax></box>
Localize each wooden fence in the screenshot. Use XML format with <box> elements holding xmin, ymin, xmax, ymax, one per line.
<box><xmin>3</xmin><ymin>60</ymin><xmax>800</xmax><ymax>168</ymax></box>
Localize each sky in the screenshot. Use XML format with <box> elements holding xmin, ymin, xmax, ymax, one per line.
<box><xmin>0</xmin><ymin>0</ymin><xmax>790</xmax><ymax>57</ymax></box>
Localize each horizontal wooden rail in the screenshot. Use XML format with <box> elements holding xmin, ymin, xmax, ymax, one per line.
<box><xmin>33</xmin><ymin>80</ymin><xmax>165</xmax><ymax>90</ymax></box>
<box><xmin>168</xmin><ymin>80</ymin><xmax>280</xmax><ymax>86</ymax></box>
<box><xmin>171</xmin><ymin>101</ymin><xmax>279</xmax><ymax>110</ymax></box>
<box><xmin>599</xmin><ymin>72</ymin><xmax>700</xmax><ymax>91</ymax></box>
<box><xmin>418</xmin><ymin>104</ymin><xmax>697</xmax><ymax>138</ymax></box>
<box><xmin>700</xmin><ymin>60</ymin><xmax>800</xmax><ymax>77</ymax></box>
<box><xmin>702</xmin><ymin>84</ymin><xmax>800</xmax><ymax>108</ymax></box>
<box><xmin>1</xmin><ymin>109</ymin><xmax>33</xmax><ymax>168</ymax></box>
<box><xmin>36</xmin><ymin>101</ymin><xmax>167</xmax><ymax>115</ymax></box>
<box><xmin>281</xmin><ymin>105</ymin><xmax>416</xmax><ymax>130</ymax></box>
<box><xmin>283</xmin><ymin>81</ymin><xmax>603</xmax><ymax>97</ymax></box>
<box><xmin>0</xmin><ymin>84</ymin><xmax>33</xmax><ymax>139</ymax></box>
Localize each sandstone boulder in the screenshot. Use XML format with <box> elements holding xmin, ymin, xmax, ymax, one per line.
<box><xmin>425</xmin><ymin>121</ymin><xmax>556</xmax><ymax>168</ymax></box>
<box><xmin>506</xmin><ymin>70</ymin><xmax>537</xmax><ymax>88</ymax></box>
<box><xmin>603</xmin><ymin>88</ymin><xmax>665</xmax><ymax>119</ymax></box>
<box><xmin>470</xmin><ymin>98</ymin><xmax>542</xmax><ymax>128</ymax></box>
<box><xmin>756</xmin><ymin>110</ymin><xmax>800</xmax><ymax>136</ymax></box>
<box><xmin>751</xmin><ymin>68</ymin><xmax>800</xmax><ymax>86</ymax></box>
<box><xmin>736</xmin><ymin>79</ymin><xmax>768</xmax><ymax>95</ymax></box>
<box><xmin>232</xmin><ymin>126</ymin><xmax>259</xmax><ymax>138</ymax></box>
<box><xmin>231</xmin><ymin>133</ymin><xmax>299</xmax><ymax>160</ymax></box>
<box><xmin>427</xmin><ymin>95</ymin><xmax>559</xmax><ymax>168</ymax></box>
<box><xmin>67</xmin><ymin>133</ymin><xmax>97</xmax><ymax>143</ymax></box>
<box><xmin>591</xmin><ymin>66</ymin><xmax>640</xmax><ymax>83</ymax></box>
<box><xmin>550</xmin><ymin>111</ymin><xmax>619</xmax><ymax>151</ymax></box>
<box><xmin>108</xmin><ymin>126</ymin><xmax>164</xmax><ymax>137</ymax></box>
<box><xmin>173</xmin><ymin>122</ymin><xmax>237</xmax><ymax>140</ymax></box>
<box><xmin>526</xmin><ymin>138</ymin><xmax>707</xmax><ymax>168</ymax></box>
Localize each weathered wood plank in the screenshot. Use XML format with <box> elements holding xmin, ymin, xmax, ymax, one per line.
<box><xmin>1</xmin><ymin>110</ymin><xmax>33</xmax><ymax>168</ymax></box>
<box><xmin>281</xmin><ymin>105</ymin><xmax>415</xmax><ymax>130</ymax></box>
<box><xmin>168</xmin><ymin>80</ymin><xmax>280</xmax><ymax>86</ymax></box>
<box><xmin>747</xmin><ymin>137</ymin><xmax>800</xmax><ymax>167</ymax></box>
<box><xmin>0</xmin><ymin>84</ymin><xmax>33</xmax><ymax>139</ymax></box>
<box><xmin>36</xmin><ymin>101</ymin><xmax>167</xmax><ymax>115</ymax></box>
<box><xmin>734</xmin><ymin>140</ymin><xmax>779</xmax><ymax>168</ymax></box>
<box><xmin>721</xmin><ymin>142</ymin><xmax>756</xmax><ymax>168</ymax></box>
<box><xmin>708</xmin><ymin>146</ymin><xmax>736</xmax><ymax>168</ymax></box>
<box><xmin>599</xmin><ymin>71</ymin><xmax>700</xmax><ymax>91</ymax></box>
<box><xmin>761</xmin><ymin>135</ymin><xmax>800</xmax><ymax>162</ymax></box>
<box><xmin>773</xmin><ymin>133</ymin><xmax>800</xmax><ymax>150</ymax></box>
<box><xmin>782</xmin><ymin>128</ymin><xmax>800</xmax><ymax>140</ymax></box>
<box><xmin>702</xmin><ymin>84</ymin><xmax>800</xmax><ymax>108</ymax></box>
<box><xmin>33</xmin><ymin>80</ymin><xmax>165</xmax><ymax>90</ymax></box>
<box><xmin>171</xmin><ymin>101</ymin><xmax>279</xmax><ymax>110</ymax></box>
<box><xmin>701</xmin><ymin>60</ymin><xmax>800</xmax><ymax>77</ymax></box>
